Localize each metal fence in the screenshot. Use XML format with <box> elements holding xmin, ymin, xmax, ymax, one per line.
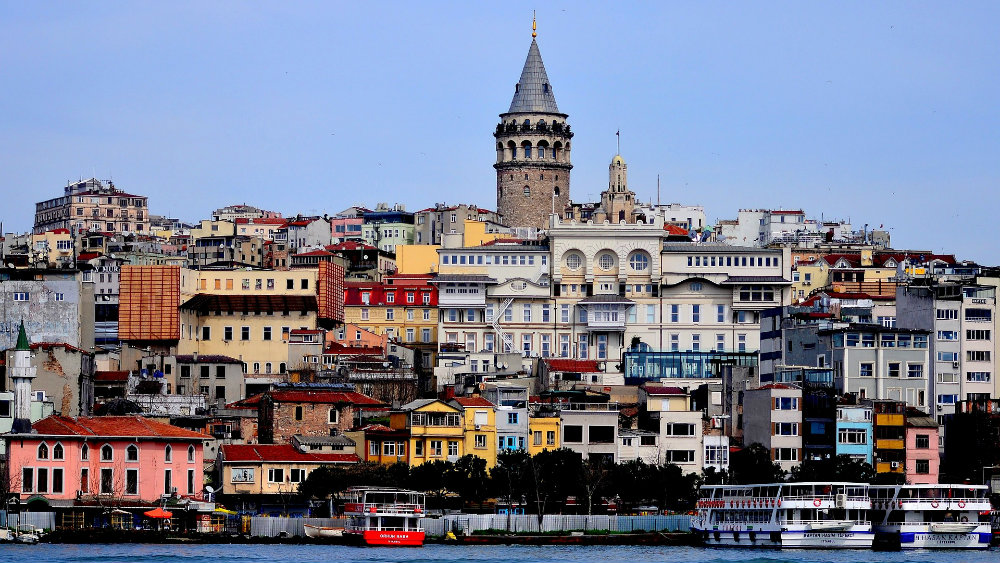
<box><xmin>247</xmin><ymin>514</ymin><xmax>690</xmax><ymax>538</ymax></box>
<box><xmin>0</xmin><ymin>511</ymin><xmax>56</xmax><ymax>532</ymax></box>
<box><xmin>248</xmin><ymin>517</ymin><xmax>345</xmax><ymax>537</ymax></box>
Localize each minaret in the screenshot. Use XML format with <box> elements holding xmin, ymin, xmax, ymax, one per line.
<box><xmin>10</xmin><ymin>321</ymin><xmax>36</xmax><ymax>433</ymax></box>
<box><xmin>494</xmin><ymin>17</ymin><xmax>572</xmax><ymax>229</ymax></box>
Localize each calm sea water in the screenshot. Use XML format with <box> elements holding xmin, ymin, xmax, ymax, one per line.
<box><xmin>0</xmin><ymin>544</ymin><xmax>996</xmax><ymax>563</ymax></box>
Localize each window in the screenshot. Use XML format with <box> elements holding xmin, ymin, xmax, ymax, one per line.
<box><xmin>692</xmin><ymin>304</ymin><xmax>700</xmax><ymax>323</ymax></box>
<box><xmin>522</xmin><ymin>304</ymin><xmax>531</xmax><ymax>322</ymax></box>
<box><xmin>774</xmin><ymin>397</ymin><xmax>798</xmax><ymax>410</ymax></box>
<box><xmin>164</xmin><ymin>444</ymin><xmax>172</xmax><ymax>462</ymax></box>
<box><xmin>12</xmin><ymin>292</ymin><xmax>29</xmax><ymax>301</ymax></box>
<box><xmin>565</xmin><ymin>253</ymin><xmax>582</xmax><ymax>270</ymax></box>
<box><xmin>507</xmin><ymin>412</ymin><xmax>519</xmax><ymax>425</ymax></box>
<box><xmin>717</xmin><ymin>305</ymin><xmax>725</xmax><ymax>323</ymax></box>
<box><xmin>628</xmin><ymin>252</ymin><xmax>649</xmax><ymax>271</ymax></box>
<box><xmin>967</xmin><ymin>329</ymin><xmax>991</xmax><ymax>340</ymax></box>
<box><xmin>838</xmin><ymin>428</ymin><xmax>867</xmax><ymax>444</ymax></box>
<box><xmin>241</xmin><ymin>326</ymin><xmax>250</xmax><ymax>340</ymax></box>
<box><xmin>546</xmin><ymin>431</ymin><xmax>556</xmax><ymax>445</ymax></box>
<box><xmin>430</xmin><ymin>440</ymin><xmax>443</xmax><ymax>457</ymax></box>
<box><xmin>937</xmin><ymin>351</ymin><xmax>959</xmax><ymax>362</ymax></box>
<box><xmin>263</xmin><ymin>326</ymin><xmax>272</xmax><ymax>341</ymax></box>
<box><xmin>564</xmin><ymin>425</ymin><xmax>583</xmax><ymax>443</ymax></box>
<box><xmin>691</xmin><ymin>334</ymin><xmax>700</xmax><ymax>351</ymax></box>
<box><xmin>22</xmin><ymin>468</ymin><xmax>33</xmax><ymax>493</ymax></box>
<box><xmin>670</xmin><ymin>304</ymin><xmax>679</xmax><ymax>323</ymax></box>
<box><xmin>294</xmin><ymin>406</ymin><xmax>304</xmax><ymax>421</ymax></box>
<box><xmin>916</xmin><ymin>459</ymin><xmax>930</xmax><ymax>474</ymax></box>
<box><xmin>201</xmin><ymin>326</ymin><xmax>210</xmax><ymax>341</ymax></box>
<box><xmin>967</xmin><ymin>371</ymin><xmax>991</xmax><ymax>382</ymax></box>
<box><xmin>666</xmin><ymin>423</ymin><xmax>696</xmax><ymax>436</ymax></box>
<box><xmin>125</xmin><ymin>468</ymin><xmax>139</xmax><ymax>495</ymax></box>
<box><xmin>774</xmin><ymin>422</ymin><xmax>799</xmax><ymax>436</ymax></box>
<box><xmin>126</xmin><ymin>444</ymin><xmax>139</xmax><ymax>462</ymax></box>
<box><xmin>448</xmin><ymin>441</ymin><xmax>459</xmax><ymax>456</ymax></box>
<box><xmin>915</xmin><ymin>434</ymin><xmax>930</xmax><ymax>449</ymax></box>
<box><xmin>37</xmin><ymin>443</ymin><xmax>49</xmax><ymax>460</ymax></box>
<box><xmin>101</xmin><ymin>468</ymin><xmax>114</xmax><ymax>494</ymax></box>
<box><xmin>773</xmin><ymin>448</ymin><xmax>799</xmax><ymax>462</ymax></box>
<box><xmin>938</xmin><ymin>330</ymin><xmax>958</xmax><ymax>341</ymax></box>
<box><xmin>560</xmin><ymin>305</ymin><xmax>570</xmax><ymax>323</ymax></box>
<box><xmin>936</xmin><ymin>308</ymin><xmax>958</xmax><ymax>320</ymax></box>
<box><xmin>52</xmin><ymin>468</ymin><xmax>63</xmax><ymax>494</ymax></box>
<box><xmin>859</xmin><ymin>362</ymin><xmax>874</xmax><ymax>377</ymax></box>
<box><xmin>53</xmin><ymin>443</ymin><xmax>64</xmax><ymax>460</ymax></box>
<box><xmin>738</xmin><ymin>285</ymin><xmax>775</xmax><ymax>302</ymax></box>
<box><xmin>589</xmin><ymin>426</ymin><xmax>615</xmax><ymax>443</ymax></box>
<box><xmin>967</xmin><ymin>350</ymin><xmax>991</xmax><ymax>362</ymax></box>
<box><xmin>667</xmin><ymin>450</ymin><xmax>695</xmax><ymax>463</ymax></box>
<box><xmin>386</xmin><ymin>308</ymin><xmax>395</xmax><ymax>320</ymax></box>
<box><xmin>888</xmin><ymin>362</ymin><xmax>901</xmax><ymax>378</ymax></box>
<box><xmin>937</xmin><ymin>394</ymin><xmax>958</xmax><ymax>405</ymax></box>
<box><xmin>966</xmin><ymin>308</ymin><xmax>992</xmax><ymax>322</ymax></box>
<box><xmin>101</xmin><ymin>444</ymin><xmax>114</xmax><ymax>461</ymax></box>
<box><xmin>268</xmin><ymin>468</ymin><xmax>285</xmax><ymax>483</ymax></box>
<box><xmin>188</xmin><ymin>445</ymin><xmax>195</xmax><ymax>462</ymax></box>
<box><xmin>542</xmin><ymin>304</ymin><xmax>550</xmax><ymax>323</ymax></box>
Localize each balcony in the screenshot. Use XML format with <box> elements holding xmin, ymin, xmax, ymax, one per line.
<box><xmin>875</xmin><ymin>414</ymin><xmax>904</xmax><ymax>426</ymax></box>
<box><xmin>577</xmin><ymin>296</ymin><xmax>633</xmax><ymax>332</ymax></box>
<box><xmin>875</xmin><ymin>438</ymin><xmax>904</xmax><ymax>450</ymax></box>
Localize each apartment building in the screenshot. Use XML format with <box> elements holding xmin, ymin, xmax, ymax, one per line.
<box><xmin>34</xmin><ymin>178</ymin><xmax>149</xmax><ymax>235</ymax></box>
<box><xmin>743</xmin><ymin>384</ymin><xmax>804</xmax><ymax>471</ymax></box>
<box><xmin>343</xmin><ymin>274</ymin><xmax>438</xmax><ymax>368</ymax></box>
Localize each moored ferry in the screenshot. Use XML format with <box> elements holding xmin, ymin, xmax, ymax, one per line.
<box><xmin>691</xmin><ymin>482</ymin><xmax>873</xmax><ymax>548</ymax></box>
<box><xmin>869</xmin><ymin>484</ymin><xmax>991</xmax><ymax>549</ymax></box>
<box><xmin>342</xmin><ymin>487</ymin><xmax>426</xmax><ymax>546</ymax></box>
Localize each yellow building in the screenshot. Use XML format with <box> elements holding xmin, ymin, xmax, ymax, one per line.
<box><xmin>527</xmin><ymin>414</ymin><xmax>561</xmax><ymax>456</ymax></box>
<box><xmin>451</xmin><ymin>397</ymin><xmax>498</xmax><ymax>469</ymax></box>
<box><xmin>395</xmin><ymin>244</ymin><xmax>440</xmax><ymax>274</ymax></box>
<box><xmin>344</xmin><ymin>274</ymin><xmax>439</xmax><ymax>368</ymax></box>
<box><xmin>179</xmin><ymin>268</ymin><xmax>317</xmax><ymax>300</ymax></box>
<box><xmin>218</xmin><ymin>443</ymin><xmax>358</xmax><ymax>499</ymax></box>
<box><xmin>369</xmin><ymin>399</ymin><xmax>466</xmax><ymax>467</ymax></box>
<box><xmin>31</xmin><ymin>229</ymin><xmax>74</xmax><ymax>267</ymax></box>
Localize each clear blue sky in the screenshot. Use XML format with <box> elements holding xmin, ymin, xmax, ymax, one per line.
<box><xmin>2</xmin><ymin>2</ymin><xmax>998</xmax><ymax>261</ymax></box>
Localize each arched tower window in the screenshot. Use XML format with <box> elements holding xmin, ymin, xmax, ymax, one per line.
<box><xmin>554</xmin><ymin>187</ymin><xmax>560</xmax><ymax>197</ymax></box>
<box><xmin>521</xmin><ymin>140</ymin><xmax>532</xmax><ymax>159</ymax></box>
<box><xmin>523</xmin><ymin>186</ymin><xmax>531</xmax><ymax>197</ymax></box>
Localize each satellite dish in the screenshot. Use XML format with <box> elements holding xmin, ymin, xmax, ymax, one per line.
<box><xmin>204</xmin><ymin>485</ymin><xmax>215</xmax><ymax>494</ymax></box>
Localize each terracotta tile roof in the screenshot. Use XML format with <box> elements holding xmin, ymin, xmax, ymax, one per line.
<box><xmin>327</xmin><ymin>242</ymin><xmax>378</xmax><ymax>251</ymax></box>
<box><xmin>29</xmin><ymin>342</ymin><xmax>89</xmax><ymax>354</ymax></box>
<box><xmin>451</xmin><ymin>397</ymin><xmax>494</xmax><ymax>408</ymax></box>
<box><xmin>95</xmin><ymin>371</ymin><xmax>130</xmax><ymax>382</ymax></box>
<box><xmin>542</xmin><ymin>359</ymin><xmax>602</xmax><ymax>372</ymax></box>
<box><xmin>221</xmin><ymin>444</ymin><xmax>358</xmax><ymax>464</ymax></box>
<box><xmin>267</xmin><ymin>389</ymin><xmax>382</xmax><ymax>406</ymax></box>
<box><xmin>756</xmin><ymin>384</ymin><xmax>797</xmax><ymax>391</ymax></box>
<box><xmin>30</xmin><ymin>415</ymin><xmax>208</xmax><ymax>440</ymax></box>
<box><xmin>663</xmin><ymin>224</ymin><xmax>689</xmax><ymax>236</ymax></box>
<box><xmin>361</xmin><ymin>423</ymin><xmax>395</xmax><ymax>433</ymax></box>
<box><xmin>295</xmin><ymin>250</ymin><xmax>335</xmax><ymax>257</ymax></box>
<box><xmin>324</xmin><ymin>342</ymin><xmax>382</xmax><ymax>356</ymax></box>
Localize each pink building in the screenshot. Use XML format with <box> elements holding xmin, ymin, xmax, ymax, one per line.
<box><xmin>904</xmin><ymin>414</ymin><xmax>939</xmax><ymax>484</ymax></box>
<box><xmin>4</xmin><ymin>415</ymin><xmax>208</xmax><ymax>507</ymax></box>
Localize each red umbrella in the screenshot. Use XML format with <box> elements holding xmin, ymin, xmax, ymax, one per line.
<box><xmin>144</xmin><ymin>507</ymin><xmax>173</xmax><ymax>519</ymax></box>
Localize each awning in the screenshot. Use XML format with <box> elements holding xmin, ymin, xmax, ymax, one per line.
<box><xmin>214</xmin><ymin>507</ymin><xmax>238</xmax><ymax>515</ymax></box>
<box><xmin>144</xmin><ymin>507</ymin><xmax>173</xmax><ymax>519</ymax></box>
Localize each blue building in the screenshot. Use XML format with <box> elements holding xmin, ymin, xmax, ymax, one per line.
<box><xmin>835</xmin><ymin>404</ymin><xmax>873</xmax><ymax>464</ymax></box>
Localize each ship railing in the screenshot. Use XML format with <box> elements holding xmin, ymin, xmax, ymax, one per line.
<box><xmin>350</xmin><ymin>503</ymin><xmax>424</xmax><ymax>515</ymax></box>
<box><xmin>782</xmin><ymin>495</ymin><xmax>869</xmax><ymax>503</ymax></box>
<box><xmin>890</xmin><ymin>520</ymin><xmax>989</xmax><ymax>526</ymax></box>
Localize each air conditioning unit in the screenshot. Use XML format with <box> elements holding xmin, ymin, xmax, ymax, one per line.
<box><xmin>952</xmin><ymin>361</ymin><xmax>960</xmax><ymax>368</ymax></box>
<box><xmin>474</xmin><ymin>424</ymin><xmax>481</xmax><ymax>430</ymax></box>
<box><xmin>835</xmin><ymin>493</ymin><xmax>847</xmax><ymax>508</ymax></box>
<box><xmin>890</xmin><ymin>462</ymin><xmax>899</xmax><ymax>469</ymax></box>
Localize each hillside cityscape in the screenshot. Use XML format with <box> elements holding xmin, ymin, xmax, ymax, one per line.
<box><xmin>2</xmin><ymin>24</ymin><xmax>1000</xmax><ymax>535</ymax></box>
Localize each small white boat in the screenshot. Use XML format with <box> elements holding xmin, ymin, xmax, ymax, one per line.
<box><xmin>808</xmin><ymin>520</ymin><xmax>854</xmax><ymax>531</ymax></box>
<box><xmin>929</xmin><ymin>522</ymin><xmax>979</xmax><ymax>534</ymax></box>
<box><xmin>15</xmin><ymin>528</ymin><xmax>40</xmax><ymax>544</ymax></box>
<box><xmin>303</xmin><ymin>524</ymin><xmax>344</xmax><ymax>538</ymax></box>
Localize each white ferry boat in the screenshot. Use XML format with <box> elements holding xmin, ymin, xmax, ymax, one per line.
<box><xmin>869</xmin><ymin>484</ymin><xmax>991</xmax><ymax>549</ymax></box>
<box><xmin>692</xmin><ymin>482</ymin><xmax>873</xmax><ymax>548</ymax></box>
<box><xmin>342</xmin><ymin>487</ymin><xmax>426</xmax><ymax>546</ymax></box>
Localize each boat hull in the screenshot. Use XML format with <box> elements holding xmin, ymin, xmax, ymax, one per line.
<box><xmin>355</xmin><ymin>529</ymin><xmax>425</xmax><ymax>546</ymax></box>
<box><xmin>879</xmin><ymin>528</ymin><xmax>992</xmax><ymax>549</ymax></box>
<box><xmin>695</xmin><ymin>527</ymin><xmax>873</xmax><ymax>548</ymax></box>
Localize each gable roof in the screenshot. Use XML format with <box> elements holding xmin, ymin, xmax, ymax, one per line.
<box><xmin>28</xmin><ymin>415</ymin><xmax>208</xmax><ymax>440</ymax></box>
<box><xmin>451</xmin><ymin>397</ymin><xmax>494</xmax><ymax>408</ymax></box>
<box><xmin>220</xmin><ymin>444</ymin><xmax>358</xmax><ymax>464</ymax></box>
<box><xmin>266</xmin><ymin>389</ymin><xmax>382</xmax><ymax>406</ymax></box>
<box><xmin>542</xmin><ymin>359</ymin><xmax>602</xmax><ymax>373</ymax></box>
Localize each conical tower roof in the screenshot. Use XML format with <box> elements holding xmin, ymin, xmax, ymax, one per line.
<box><xmin>507</xmin><ymin>39</ymin><xmax>560</xmax><ymax>114</ymax></box>
<box><xmin>15</xmin><ymin>320</ymin><xmax>30</xmax><ymax>351</ymax></box>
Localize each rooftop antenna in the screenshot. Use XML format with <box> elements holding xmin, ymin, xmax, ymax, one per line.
<box><xmin>532</xmin><ymin>11</ymin><xmax>537</xmax><ymax>38</ymax></box>
<box><xmin>657</xmin><ymin>174</ymin><xmax>661</xmax><ymax>210</ymax></box>
<box><xmin>616</xmin><ymin>130</ymin><xmax>620</xmax><ymax>155</ymax></box>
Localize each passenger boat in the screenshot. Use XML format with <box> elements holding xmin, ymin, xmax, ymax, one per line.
<box><xmin>691</xmin><ymin>482</ymin><xmax>873</xmax><ymax>548</ymax></box>
<box><xmin>342</xmin><ymin>487</ymin><xmax>426</xmax><ymax>546</ymax></box>
<box><xmin>869</xmin><ymin>484</ymin><xmax>991</xmax><ymax>549</ymax></box>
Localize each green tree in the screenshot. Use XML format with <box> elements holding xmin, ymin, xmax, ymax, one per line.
<box><xmin>790</xmin><ymin>455</ymin><xmax>875</xmax><ymax>483</ymax></box>
<box><xmin>408</xmin><ymin>459</ymin><xmax>452</xmax><ymax>509</ymax></box>
<box><xmin>728</xmin><ymin>443</ymin><xmax>786</xmax><ymax>484</ymax></box>
<box><xmin>448</xmin><ymin>455</ymin><xmax>490</xmax><ymax>507</ymax></box>
<box><xmin>527</xmin><ymin>448</ymin><xmax>582</xmax><ymax>524</ymax></box>
<box><xmin>580</xmin><ymin>456</ymin><xmax>611</xmax><ymax>515</ymax></box>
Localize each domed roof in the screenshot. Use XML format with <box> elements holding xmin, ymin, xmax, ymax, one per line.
<box><xmin>611</xmin><ymin>155</ymin><xmax>626</xmax><ymax>166</ymax></box>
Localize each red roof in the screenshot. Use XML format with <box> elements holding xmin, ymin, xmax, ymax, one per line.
<box><xmin>236</xmin><ymin>217</ymin><xmax>286</xmax><ymax>225</ymax></box>
<box><xmin>31</xmin><ymin>415</ymin><xmax>208</xmax><ymax>440</ymax></box>
<box><xmin>327</xmin><ymin>241</ymin><xmax>377</xmax><ymax>251</ymax></box>
<box><xmin>29</xmin><ymin>342</ymin><xmax>89</xmax><ymax>354</ymax></box>
<box><xmin>267</xmin><ymin>389</ymin><xmax>382</xmax><ymax>406</ymax></box>
<box><xmin>221</xmin><ymin>444</ymin><xmax>358</xmax><ymax>464</ymax></box>
<box><xmin>641</xmin><ymin>385</ymin><xmax>686</xmax><ymax>396</ymax></box>
<box><xmin>286</xmin><ymin>219</ymin><xmax>313</xmax><ymax>227</ymax></box>
<box><xmin>542</xmin><ymin>359</ymin><xmax>602</xmax><ymax>373</ymax></box>
<box><xmin>663</xmin><ymin>224</ymin><xmax>689</xmax><ymax>236</ymax></box>
<box><xmin>77</xmin><ymin>252</ymin><xmax>102</xmax><ymax>261</ymax></box>
<box><xmin>452</xmin><ymin>397</ymin><xmax>494</xmax><ymax>407</ymax></box>
<box><xmin>324</xmin><ymin>342</ymin><xmax>383</xmax><ymax>356</ymax></box>
<box><xmin>756</xmin><ymin>384</ymin><xmax>797</xmax><ymax>391</ymax></box>
<box><xmin>295</xmin><ymin>250</ymin><xmax>335</xmax><ymax>257</ymax></box>
<box><xmin>95</xmin><ymin>371</ymin><xmax>130</xmax><ymax>382</ymax></box>
<box><xmin>770</xmin><ymin>210</ymin><xmax>805</xmax><ymax>215</ymax></box>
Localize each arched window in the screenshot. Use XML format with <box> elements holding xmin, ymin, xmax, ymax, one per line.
<box><xmin>165</xmin><ymin>444</ymin><xmax>173</xmax><ymax>462</ymax></box>
<box><xmin>279</xmin><ymin>362</ymin><xmax>286</xmax><ymax>373</ymax></box>
<box><xmin>37</xmin><ymin>443</ymin><xmax>49</xmax><ymax>460</ymax></box>
<box><xmin>127</xmin><ymin>444</ymin><xmax>139</xmax><ymax>462</ymax></box>
<box><xmin>565</xmin><ymin>253</ymin><xmax>583</xmax><ymax>271</ymax></box>
<box><xmin>53</xmin><ymin>443</ymin><xmax>64</xmax><ymax>460</ymax></box>
<box><xmin>598</xmin><ymin>252</ymin><xmax>616</xmax><ymax>271</ymax></box>
<box><xmin>188</xmin><ymin>445</ymin><xmax>196</xmax><ymax>463</ymax></box>
<box><xmin>629</xmin><ymin>251</ymin><xmax>650</xmax><ymax>272</ymax></box>
<box><xmin>554</xmin><ymin>187</ymin><xmax>560</xmax><ymax>197</ymax></box>
<box><xmin>81</xmin><ymin>443</ymin><xmax>89</xmax><ymax>461</ymax></box>
<box><xmin>523</xmin><ymin>186</ymin><xmax>531</xmax><ymax>197</ymax></box>
<box><xmin>101</xmin><ymin>444</ymin><xmax>113</xmax><ymax>461</ymax></box>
